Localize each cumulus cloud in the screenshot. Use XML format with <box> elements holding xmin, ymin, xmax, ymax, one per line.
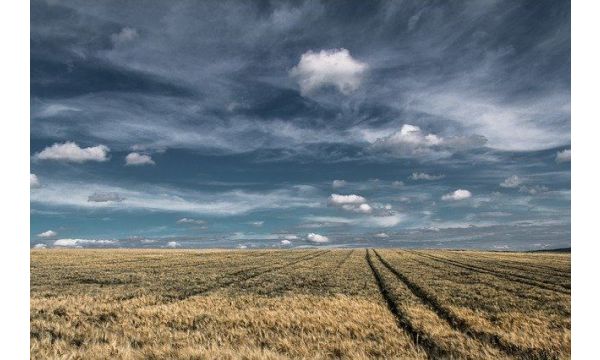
<box><xmin>555</xmin><ymin>149</ymin><xmax>571</xmax><ymax>163</ymax></box>
<box><xmin>281</xmin><ymin>239</ymin><xmax>292</xmax><ymax>245</ymax></box>
<box><xmin>332</xmin><ymin>179</ymin><xmax>347</xmax><ymax>188</ymax></box>
<box><xmin>329</xmin><ymin>193</ymin><xmax>373</xmax><ymax>213</ymax></box>
<box><xmin>441</xmin><ymin>189</ymin><xmax>472</xmax><ymax>201</ymax></box>
<box><xmin>290</xmin><ymin>48</ymin><xmax>368</xmax><ymax>95</ymax></box>
<box><xmin>88</xmin><ymin>192</ymin><xmax>125</xmax><ymax>203</ymax></box>
<box><xmin>166</xmin><ymin>241</ymin><xmax>180</xmax><ymax>248</ymax></box>
<box><xmin>53</xmin><ymin>239</ymin><xmax>117</xmax><ymax>247</ymax></box>
<box><xmin>410</xmin><ymin>172</ymin><xmax>445</xmax><ymax>181</ymax></box>
<box><xmin>111</xmin><ymin>27</ymin><xmax>138</xmax><ymax>46</ymax></box>
<box><xmin>329</xmin><ymin>194</ymin><xmax>367</xmax><ymax>205</ymax></box>
<box><xmin>125</xmin><ymin>152</ymin><xmax>155</xmax><ymax>166</ymax></box>
<box><xmin>374</xmin><ymin>232</ymin><xmax>389</xmax><ymax>238</ymax></box>
<box><xmin>37</xmin><ymin>230</ymin><xmax>57</xmax><ymax>238</ymax></box>
<box><xmin>34</xmin><ymin>142</ymin><xmax>109</xmax><ymax>163</ymax></box>
<box><xmin>33</xmin><ymin>243</ymin><xmax>47</xmax><ymax>249</ymax></box>
<box><xmin>500</xmin><ymin>175</ymin><xmax>523</xmax><ymax>188</ymax></box>
<box><xmin>176</xmin><ymin>218</ymin><xmax>206</xmax><ymax>225</ymax></box>
<box><xmin>371</xmin><ymin>124</ymin><xmax>486</xmax><ymax>159</ymax></box>
<box><xmin>30</xmin><ymin>173</ymin><xmax>40</xmax><ymax>188</ymax></box>
<box><xmin>307</xmin><ymin>233</ymin><xmax>329</xmax><ymax>243</ymax></box>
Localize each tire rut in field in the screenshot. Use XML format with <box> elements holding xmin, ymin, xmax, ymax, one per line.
<box><xmin>409</xmin><ymin>251</ymin><xmax>570</xmax><ymax>295</ymax></box>
<box><xmin>377</xmin><ymin>250</ymin><xmax>558</xmax><ymax>360</ymax></box>
<box><xmin>175</xmin><ymin>250</ymin><xmax>331</xmax><ymax>300</ymax></box>
<box><xmin>334</xmin><ymin>249</ymin><xmax>355</xmax><ymax>271</ymax></box>
<box><xmin>365</xmin><ymin>249</ymin><xmax>454</xmax><ymax>359</ymax></box>
<box><xmin>404</xmin><ymin>253</ymin><xmax>562</xmax><ymax>306</ymax></box>
<box><xmin>466</xmin><ymin>254</ymin><xmax>570</xmax><ymax>280</ymax></box>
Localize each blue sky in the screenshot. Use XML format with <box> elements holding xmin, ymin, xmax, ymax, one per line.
<box><xmin>30</xmin><ymin>0</ymin><xmax>570</xmax><ymax>250</ymax></box>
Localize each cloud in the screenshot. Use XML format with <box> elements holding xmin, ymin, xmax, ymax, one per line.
<box><xmin>555</xmin><ymin>149</ymin><xmax>571</xmax><ymax>163</ymax></box>
<box><xmin>371</xmin><ymin>125</ymin><xmax>486</xmax><ymax>159</ymax></box>
<box><xmin>441</xmin><ymin>189</ymin><xmax>472</xmax><ymax>201</ymax></box>
<box><xmin>30</xmin><ymin>174</ymin><xmax>40</xmax><ymax>188</ymax></box>
<box><xmin>280</xmin><ymin>239</ymin><xmax>292</xmax><ymax>245</ymax></box>
<box><xmin>306</xmin><ymin>233</ymin><xmax>329</xmax><ymax>243</ymax></box>
<box><xmin>500</xmin><ymin>175</ymin><xmax>523</xmax><ymax>188</ymax></box>
<box><xmin>374</xmin><ymin>232</ymin><xmax>389</xmax><ymax>238</ymax></box>
<box><xmin>290</xmin><ymin>48</ymin><xmax>368</xmax><ymax>95</ymax></box>
<box><xmin>351</xmin><ymin>203</ymin><xmax>373</xmax><ymax>214</ymax></box>
<box><xmin>249</xmin><ymin>221</ymin><xmax>264</xmax><ymax>227</ymax></box>
<box><xmin>392</xmin><ymin>181</ymin><xmax>404</xmax><ymax>187</ymax></box>
<box><xmin>111</xmin><ymin>27</ymin><xmax>138</xmax><ymax>46</ymax></box>
<box><xmin>33</xmin><ymin>244</ymin><xmax>47</xmax><ymax>249</ymax></box>
<box><xmin>519</xmin><ymin>185</ymin><xmax>549</xmax><ymax>195</ymax></box>
<box><xmin>31</xmin><ymin>181</ymin><xmax>322</xmax><ymax>216</ymax></box>
<box><xmin>37</xmin><ymin>230</ymin><xmax>57</xmax><ymax>238</ymax></box>
<box><xmin>166</xmin><ymin>241</ymin><xmax>180</xmax><ymax>248</ymax></box>
<box><xmin>34</xmin><ymin>142</ymin><xmax>109</xmax><ymax>163</ymax></box>
<box><xmin>332</xmin><ymin>180</ymin><xmax>347</xmax><ymax>188</ymax></box>
<box><xmin>329</xmin><ymin>193</ymin><xmax>374</xmax><ymax>213</ymax></box>
<box><xmin>367</xmin><ymin>214</ymin><xmax>404</xmax><ymax>227</ymax></box>
<box><xmin>125</xmin><ymin>152</ymin><xmax>155</xmax><ymax>166</ymax></box>
<box><xmin>410</xmin><ymin>172</ymin><xmax>445</xmax><ymax>181</ymax></box>
<box><xmin>328</xmin><ymin>194</ymin><xmax>367</xmax><ymax>205</ymax></box>
<box><xmin>281</xmin><ymin>235</ymin><xmax>299</xmax><ymax>240</ymax></box>
<box><xmin>37</xmin><ymin>104</ymin><xmax>81</xmax><ymax>117</ymax></box>
<box><xmin>176</xmin><ymin>218</ymin><xmax>206</xmax><ymax>225</ymax></box>
<box><xmin>88</xmin><ymin>192</ymin><xmax>125</xmax><ymax>203</ymax></box>
<box><xmin>53</xmin><ymin>239</ymin><xmax>117</xmax><ymax>247</ymax></box>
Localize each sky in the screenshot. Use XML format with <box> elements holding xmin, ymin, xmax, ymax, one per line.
<box><xmin>30</xmin><ymin>0</ymin><xmax>570</xmax><ymax>250</ymax></box>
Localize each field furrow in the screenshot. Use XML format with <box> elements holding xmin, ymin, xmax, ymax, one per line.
<box><xmin>412</xmin><ymin>251</ymin><xmax>570</xmax><ymax>295</ymax></box>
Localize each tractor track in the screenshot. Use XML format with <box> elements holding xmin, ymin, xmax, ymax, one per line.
<box><xmin>408</xmin><ymin>251</ymin><xmax>570</xmax><ymax>295</ymax></box>
<box><xmin>365</xmin><ymin>249</ymin><xmax>458</xmax><ymax>359</ymax></box>
<box><xmin>375</xmin><ymin>250</ymin><xmax>556</xmax><ymax>360</ymax></box>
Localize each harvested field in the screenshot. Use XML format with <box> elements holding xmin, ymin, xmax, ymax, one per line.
<box><xmin>30</xmin><ymin>249</ymin><xmax>570</xmax><ymax>359</ymax></box>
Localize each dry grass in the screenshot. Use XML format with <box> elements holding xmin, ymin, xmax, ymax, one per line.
<box><xmin>31</xmin><ymin>248</ymin><xmax>570</xmax><ymax>359</ymax></box>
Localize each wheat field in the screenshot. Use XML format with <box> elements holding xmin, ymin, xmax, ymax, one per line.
<box><xmin>30</xmin><ymin>249</ymin><xmax>570</xmax><ymax>359</ymax></box>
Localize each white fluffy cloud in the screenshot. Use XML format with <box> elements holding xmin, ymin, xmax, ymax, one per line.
<box><xmin>555</xmin><ymin>149</ymin><xmax>571</xmax><ymax>163</ymax></box>
<box><xmin>281</xmin><ymin>239</ymin><xmax>292</xmax><ymax>245</ymax></box>
<box><xmin>30</xmin><ymin>173</ymin><xmax>40</xmax><ymax>188</ymax></box>
<box><xmin>111</xmin><ymin>27</ymin><xmax>138</xmax><ymax>45</ymax></box>
<box><xmin>37</xmin><ymin>230</ymin><xmax>57</xmax><ymax>238</ymax></box>
<box><xmin>290</xmin><ymin>48</ymin><xmax>368</xmax><ymax>95</ymax></box>
<box><xmin>441</xmin><ymin>189</ymin><xmax>472</xmax><ymax>201</ymax></box>
<box><xmin>307</xmin><ymin>233</ymin><xmax>329</xmax><ymax>243</ymax></box>
<box><xmin>34</xmin><ymin>142</ymin><xmax>109</xmax><ymax>163</ymax></box>
<box><xmin>332</xmin><ymin>179</ymin><xmax>347</xmax><ymax>188</ymax></box>
<box><xmin>33</xmin><ymin>243</ymin><xmax>47</xmax><ymax>249</ymax></box>
<box><xmin>410</xmin><ymin>172</ymin><xmax>445</xmax><ymax>181</ymax></box>
<box><xmin>329</xmin><ymin>193</ymin><xmax>373</xmax><ymax>213</ymax></box>
<box><xmin>166</xmin><ymin>241</ymin><xmax>180</xmax><ymax>248</ymax></box>
<box><xmin>371</xmin><ymin>124</ymin><xmax>486</xmax><ymax>159</ymax></box>
<box><xmin>125</xmin><ymin>152</ymin><xmax>155</xmax><ymax>166</ymax></box>
<box><xmin>329</xmin><ymin>194</ymin><xmax>367</xmax><ymax>205</ymax></box>
<box><xmin>500</xmin><ymin>175</ymin><xmax>523</xmax><ymax>188</ymax></box>
<box><xmin>374</xmin><ymin>232</ymin><xmax>389</xmax><ymax>238</ymax></box>
<box><xmin>53</xmin><ymin>239</ymin><xmax>117</xmax><ymax>247</ymax></box>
